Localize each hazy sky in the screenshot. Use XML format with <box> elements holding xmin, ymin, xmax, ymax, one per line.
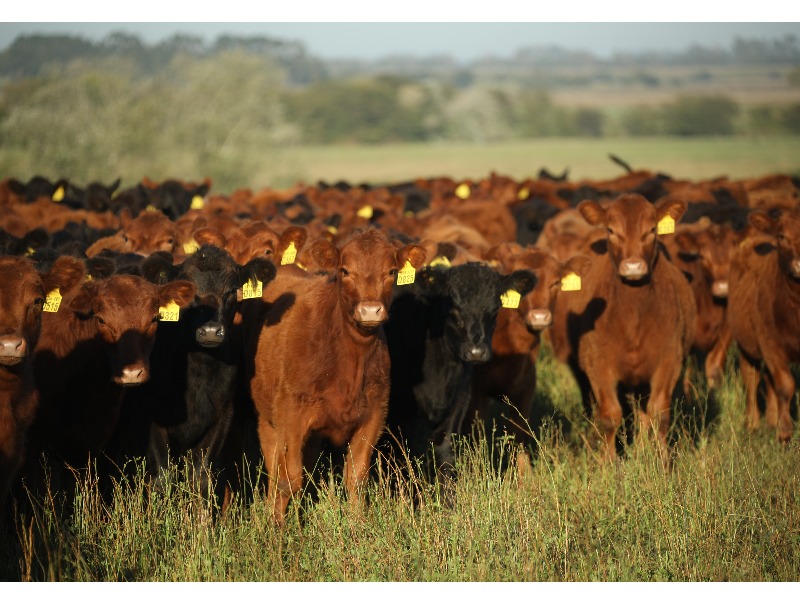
<box><xmin>3</xmin><ymin>5</ymin><xmax>799</xmax><ymax>62</ymax></box>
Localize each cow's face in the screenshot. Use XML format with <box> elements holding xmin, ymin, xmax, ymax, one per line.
<box><xmin>432</xmin><ymin>264</ymin><xmax>537</xmax><ymax>363</ymax></box>
<box><xmin>696</xmin><ymin>224</ymin><xmax>741</xmax><ymax>298</ymax></box>
<box><xmin>0</xmin><ymin>257</ymin><xmax>45</xmax><ymax>367</ymax></box>
<box><xmin>121</xmin><ymin>212</ymin><xmax>178</xmax><ymax>256</ymax></box>
<box><xmin>750</xmin><ymin>209</ymin><xmax>800</xmax><ymax>280</ymax></box>
<box><xmin>580</xmin><ymin>194</ymin><xmax>686</xmax><ymax>283</ymax></box>
<box><xmin>177</xmin><ymin>246</ymin><xmax>275</xmax><ymax>348</ymax></box>
<box><xmin>70</xmin><ymin>275</ymin><xmax>195</xmax><ymax>386</ymax></box>
<box><xmin>312</xmin><ymin>229</ymin><xmax>426</xmax><ymax>336</ymax></box>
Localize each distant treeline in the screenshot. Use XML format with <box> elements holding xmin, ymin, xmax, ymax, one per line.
<box><xmin>1</xmin><ymin>33</ymin><xmax>799</xmax><ymax>190</ymax></box>
<box><xmin>1</xmin><ymin>32</ymin><xmax>800</xmax><ymax>85</ymax></box>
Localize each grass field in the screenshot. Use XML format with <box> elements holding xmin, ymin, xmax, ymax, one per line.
<box><xmin>273</xmin><ymin>136</ymin><xmax>800</xmax><ymax>190</ymax></box>
<box><xmin>1</xmin><ymin>345</ymin><xmax>798</xmax><ymax>582</ymax></box>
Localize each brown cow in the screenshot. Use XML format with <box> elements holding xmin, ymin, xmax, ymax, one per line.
<box><xmin>0</xmin><ymin>256</ymin><xmax>86</xmax><ymax>514</ymax></box>
<box><xmin>669</xmin><ymin>221</ymin><xmax>741</xmax><ymax>391</ymax></box>
<box><xmin>242</xmin><ymin>228</ymin><xmax>426</xmax><ymax>524</ymax></box>
<box><xmin>27</xmin><ymin>271</ymin><xmax>196</xmax><ymax>479</ymax></box>
<box><xmin>471</xmin><ymin>243</ymin><xmax>591</xmax><ymax>463</ymax></box>
<box><xmin>551</xmin><ymin>194</ymin><xmax>696</xmax><ymax>463</ymax></box>
<box><xmin>728</xmin><ymin>208</ymin><xmax>800</xmax><ymax>442</ymax></box>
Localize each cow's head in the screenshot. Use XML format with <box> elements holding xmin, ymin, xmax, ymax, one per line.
<box><xmin>487</xmin><ymin>243</ymin><xmax>591</xmax><ymax>333</ymax></box>
<box><xmin>69</xmin><ymin>274</ymin><xmax>196</xmax><ymax>386</ymax></box>
<box><xmin>674</xmin><ymin>222</ymin><xmax>742</xmax><ymax>298</ymax></box>
<box><xmin>579</xmin><ymin>194</ymin><xmax>687</xmax><ymax>283</ymax></box>
<box><xmin>748</xmin><ymin>208</ymin><xmax>800</xmax><ymax>280</ymax></box>
<box><xmin>422</xmin><ymin>262</ymin><xmax>538</xmax><ymax>363</ymax></box>
<box><xmin>311</xmin><ymin>228</ymin><xmax>426</xmax><ymax>336</ymax></box>
<box><xmin>144</xmin><ymin>245</ymin><xmax>276</xmax><ymax>349</ymax></box>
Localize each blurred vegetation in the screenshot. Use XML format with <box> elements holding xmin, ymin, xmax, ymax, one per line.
<box><xmin>0</xmin><ymin>32</ymin><xmax>799</xmax><ymax>191</ymax></box>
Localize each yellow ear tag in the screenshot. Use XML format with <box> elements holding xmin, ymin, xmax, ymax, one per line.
<box><xmin>183</xmin><ymin>239</ymin><xmax>199</xmax><ymax>255</ymax></box>
<box><xmin>159</xmin><ymin>300</ymin><xmax>180</xmax><ymax>322</ymax></box>
<box><xmin>561</xmin><ymin>272</ymin><xmax>582</xmax><ymax>292</ymax></box>
<box><xmin>455</xmin><ymin>183</ymin><xmax>471</xmax><ymax>200</ymax></box>
<box><xmin>327</xmin><ymin>225</ymin><xmax>338</xmax><ymax>235</ymax></box>
<box><xmin>429</xmin><ymin>255</ymin><xmax>452</xmax><ymax>269</ymax></box>
<box><xmin>241</xmin><ymin>278</ymin><xmax>263</xmax><ymax>300</ymax></box>
<box><xmin>296</xmin><ymin>262</ymin><xmax>307</xmax><ymax>271</ymax></box>
<box><xmin>26</xmin><ymin>246</ymin><xmax>35</xmax><ymax>256</ymax></box>
<box><xmin>404</xmin><ymin>210</ymin><xmax>414</xmax><ymax>218</ymax></box>
<box><xmin>281</xmin><ymin>241</ymin><xmax>297</xmax><ymax>265</ymax></box>
<box><xmin>657</xmin><ymin>215</ymin><xmax>676</xmax><ymax>235</ymax></box>
<box><xmin>86</xmin><ymin>274</ymin><xmax>93</xmax><ymax>282</ymax></box>
<box><xmin>145</xmin><ymin>205</ymin><xmax>158</xmax><ymax>212</ymax></box>
<box><xmin>517</xmin><ymin>188</ymin><xmax>530</xmax><ymax>200</ymax></box>
<box><xmin>396</xmin><ymin>260</ymin><xmax>416</xmax><ymax>286</ymax></box>
<box><xmin>357</xmin><ymin>205</ymin><xmax>373</xmax><ymax>219</ymax></box>
<box><xmin>43</xmin><ymin>288</ymin><xmax>62</xmax><ymax>313</ymax></box>
<box><xmin>51</xmin><ymin>186</ymin><xmax>65</xmax><ymax>202</ymax></box>
<box><xmin>500</xmin><ymin>289</ymin><xmax>521</xmax><ymax>309</ymax></box>
<box><xmin>190</xmin><ymin>195</ymin><xmax>205</xmax><ymax>210</ymax></box>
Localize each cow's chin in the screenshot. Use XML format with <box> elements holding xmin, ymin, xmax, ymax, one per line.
<box><xmin>0</xmin><ymin>356</ymin><xmax>23</xmax><ymax>367</ymax></box>
<box><xmin>353</xmin><ymin>319</ymin><xmax>384</xmax><ymax>335</ymax></box>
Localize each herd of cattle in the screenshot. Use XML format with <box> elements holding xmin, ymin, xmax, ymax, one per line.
<box><xmin>0</xmin><ymin>159</ymin><xmax>799</xmax><ymax>524</ymax></box>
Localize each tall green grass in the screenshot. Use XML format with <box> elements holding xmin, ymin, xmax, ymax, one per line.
<box><xmin>2</xmin><ymin>344</ymin><xmax>798</xmax><ymax>581</ymax></box>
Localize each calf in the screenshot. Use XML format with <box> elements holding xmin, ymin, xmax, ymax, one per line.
<box><xmin>471</xmin><ymin>244</ymin><xmax>590</xmax><ymax>461</ymax></box>
<box><xmin>0</xmin><ymin>256</ymin><xmax>84</xmax><ymax>514</ymax></box>
<box><xmin>728</xmin><ymin>208</ymin><xmax>800</xmax><ymax>442</ymax></box>
<box><xmin>27</xmin><ymin>271</ymin><xmax>196</xmax><ymax>479</ymax></box>
<box><xmin>242</xmin><ymin>228</ymin><xmax>426</xmax><ymax>524</ymax></box>
<box><xmin>385</xmin><ymin>262</ymin><xmax>537</xmax><ymax>482</ymax></box>
<box><xmin>552</xmin><ymin>194</ymin><xmax>696</xmax><ymax>463</ymax></box>
<box><xmin>118</xmin><ymin>246</ymin><xmax>275</xmax><ymax>500</ymax></box>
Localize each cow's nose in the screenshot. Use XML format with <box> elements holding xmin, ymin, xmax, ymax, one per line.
<box><xmin>197</xmin><ymin>322</ymin><xmax>225</xmax><ymax>346</ymax></box>
<box><xmin>619</xmin><ymin>258</ymin><xmax>648</xmax><ymax>280</ymax></box>
<box><xmin>461</xmin><ymin>344</ymin><xmax>490</xmax><ymax>363</ymax></box>
<box><xmin>526</xmin><ymin>309</ymin><xmax>553</xmax><ymax>330</ymax></box>
<box><xmin>356</xmin><ymin>302</ymin><xmax>386</xmax><ymax>324</ymax></box>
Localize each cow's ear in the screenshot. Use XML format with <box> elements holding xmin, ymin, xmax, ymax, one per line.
<box><xmin>241</xmin><ymin>257</ymin><xmax>276</xmax><ymax>288</ymax></box>
<box><xmin>141</xmin><ymin>253</ymin><xmax>178</xmax><ymax>285</ymax></box>
<box><xmin>310</xmin><ymin>238</ymin><xmax>340</xmax><ymax>270</ymax></box>
<box><xmin>656</xmin><ymin>198</ymin><xmax>688</xmax><ymax>225</ymax></box>
<box><xmin>749</xmin><ymin>210</ymin><xmax>776</xmax><ymax>234</ymax></box>
<box><xmin>563</xmin><ymin>254</ymin><xmax>593</xmax><ymax>279</ymax></box>
<box><xmin>278</xmin><ymin>226</ymin><xmax>308</xmax><ymax>254</ymax></box>
<box><xmin>500</xmin><ymin>269</ymin><xmax>538</xmax><ymax>297</ymax></box>
<box><xmin>193</xmin><ymin>227</ymin><xmax>227</xmax><ymax>249</ymax></box>
<box><xmin>484</xmin><ymin>242</ymin><xmax>520</xmax><ymax>270</ymax></box>
<box><xmin>42</xmin><ymin>255</ymin><xmax>86</xmax><ymax>296</ymax></box>
<box><xmin>396</xmin><ymin>243</ymin><xmax>427</xmax><ymax>270</ymax></box>
<box><xmin>85</xmin><ymin>257</ymin><xmax>116</xmax><ymax>280</ymax></box>
<box><xmin>68</xmin><ymin>282</ymin><xmax>97</xmax><ymax>316</ymax></box>
<box><xmin>159</xmin><ymin>280</ymin><xmax>196</xmax><ymax>309</ymax></box>
<box><xmin>578</xmin><ymin>200</ymin><xmax>607</xmax><ymax>226</ymax></box>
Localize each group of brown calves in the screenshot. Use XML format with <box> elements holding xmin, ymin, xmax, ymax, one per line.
<box><xmin>0</xmin><ymin>168</ymin><xmax>798</xmax><ymax>523</ymax></box>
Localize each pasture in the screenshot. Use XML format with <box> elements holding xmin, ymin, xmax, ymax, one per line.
<box><xmin>1</xmin><ymin>137</ymin><xmax>799</xmax><ymax>582</ymax></box>
<box><xmin>1</xmin><ymin>345</ymin><xmax>798</xmax><ymax>582</ymax></box>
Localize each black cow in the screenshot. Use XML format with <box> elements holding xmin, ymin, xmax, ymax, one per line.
<box><xmin>384</xmin><ymin>262</ymin><xmax>537</xmax><ymax>483</ymax></box>
<box><xmin>115</xmin><ymin>245</ymin><xmax>275</xmax><ymax>500</ymax></box>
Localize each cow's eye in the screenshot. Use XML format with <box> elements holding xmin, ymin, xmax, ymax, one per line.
<box><xmin>389</xmin><ymin>268</ymin><xmax>398</xmax><ymax>277</ymax></box>
<box><xmin>33</xmin><ymin>297</ymin><xmax>44</xmax><ymax>306</ymax></box>
<box><xmin>340</xmin><ymin>267</ymin><xmax>349</xmax><ymax>276</ymax></box>
<box><xmin>97</xmin><ymin>316</ymin><xmax>106</xmax><ymax>325</ymax></box>
<box><xmin>264</xmin><ymin>249</ymin><xmax>273</xmax><ymax>255</ymax></box>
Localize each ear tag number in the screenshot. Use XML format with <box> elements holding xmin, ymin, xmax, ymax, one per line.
<box><xmin>190</xmin><ymin>195</ymin><xmax>205</xmax><ymax>210</ymax></box>
<box><xmin>561</xmin><ymin>272</ymin><xmax>582</xmax><ymax>292</ymax></box>
<box><xmin>43</xmin><ymin>288</ymin><xmax>62</xmax><ymax>313</ymax></box>
<box><xmin>281</xmin><ymin>241</ymin><xmax>297</xmax><ymax>265</ymax></box>
<box><xmin>429</xmin><ymin>255</ymin><xmax>451</xmax><ymax>269</ymax></box>
<box><xmin>500</xmin><ymin>289</ymin><xmax>521</xmax><ymax>309</ymax></box>
<box><xmin>396</xmin><ymin>260</ymin><xmax>416</xmax><ymax>286</ymax></box>
<box><xmin>357</xmin><ymin>205</ymin><xmax>373</xmax><ymax>219</ymax></box>
<box><xmin>455</xmin><ymin>183</ymin><xmax>471</xmax><ymax>200</ymax></box>
<box><xmin>242</xmin><ymin>278</ymin><xmax>263</xmax><ymax>299</ymax></box>
<box><xmin>159</xmin><ymin>300</ymin><xmax>180</xmax><ymax>322</ymax></box>
<box><xmin>52</xmin><ymin>186</ymin><xmax>65</xmax><ymax>202</ymax></box>
<box><xmin>657</xmin><ymin>215</ymin><xmax>676</xmax><ymax>235</ymax></box>
<box><xmin>183</xmin><ymin>239</ymin><xmax>199</xmax><ymax>254</ymax></box>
